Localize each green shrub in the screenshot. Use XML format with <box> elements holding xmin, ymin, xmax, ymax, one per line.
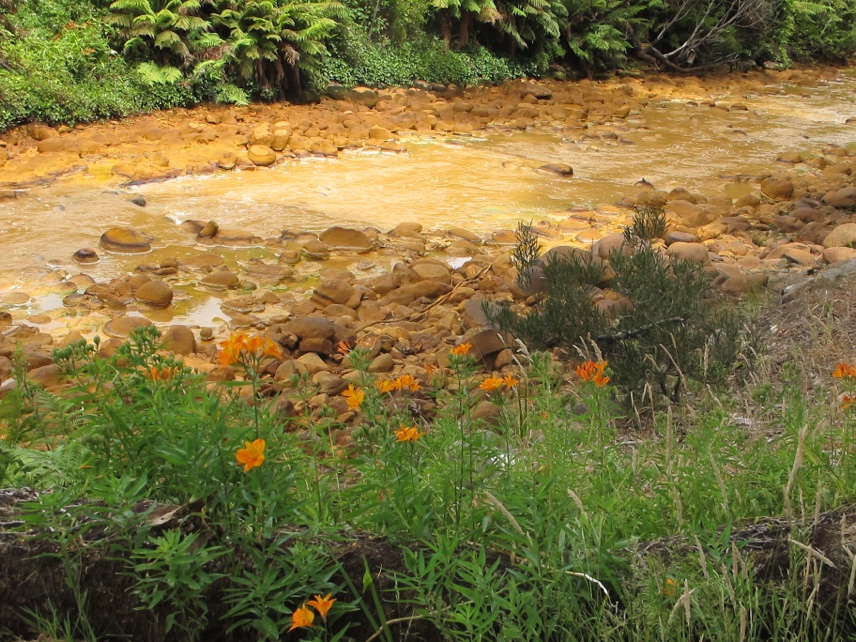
<box><xmin>491</xmin><ymin>210</ymin><xmax>747</xmax><ymax>405</ymax></box>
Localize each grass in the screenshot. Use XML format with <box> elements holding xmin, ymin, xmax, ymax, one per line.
<box><xmin>1</xmin><ymin>312</ymin><xmax>856</xmax><ymax>640</ymax></box>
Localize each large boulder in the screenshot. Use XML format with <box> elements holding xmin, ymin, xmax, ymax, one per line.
<box><xmin>134</xmin><ymin>280</ymin><xmax>173</xmax><ymax>307</ymax></box>
<box><xmin>248</xmin><ymin>145</ymin><xmax>277</xmax><ymax>166</ymax></box>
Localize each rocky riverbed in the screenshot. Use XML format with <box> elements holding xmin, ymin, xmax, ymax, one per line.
<box><xmin>0</xmin><ymin>66</ymin><xmax>855</xmax><ymax>410</ymax></box>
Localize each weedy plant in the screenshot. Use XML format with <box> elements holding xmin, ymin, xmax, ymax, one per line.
<box><xmin>491</xmin><ymin>207</ymin><xmax>747</xmax><ymax>408</ymax></box>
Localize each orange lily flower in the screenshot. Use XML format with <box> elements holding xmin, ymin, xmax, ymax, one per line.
<box><xmin>576</xmin><ymin>360</ymin><xmax>610</xmax><ymax>387</ymax></box>
<box><xmin>502</xmin><ymin>374</ymin><xmax>520</xmax><ymax>388</ymax></box>
<box><xmin>337</xmin><ymin>340</ymin><xmax>352</xmax><ymax>355</ymax></box>
<box><xmin>450</xmin><ymin>343</ymin><xmax>472</xmax><ymax>356</ymax></box>
<box><xmin>218</xmin><ymin>333</ymin><xmax>246</xmax><ymax>366</ymax></box>
<box><xmin>394</xmin><ymin>425</ymin><xmax>424</xmax><ymax>442</ymax></box>
<box><xmin>842</xmin><ymin>394</ymin><xmax>855</xmax><ymax>410</ymax></box>
<box><xmin>288</xmin><ymin>604</ymin><xmax>315</xmax><ymax>632</ymax></box>
<box><xmin>235</xmin><ymin>438</ymin><xmax>265</xmax><ymax>472</ymax></box>
<box><xmin>342</xmin><ymin>384</ymin><xmax>365</xmax><ymax>410</ymax></box>
<box><xmin>307</xmin><ymin>594</ymin><xmax>336</xmax><ymax>620</ymax></box>
<box><xmin>375</xmin><ymin>379</ymin><xmax>397</xmax><ymax>394</ymax></box>
<box><xmin>480</xmin><ymin>376</ymin><xmax>504</xmax><ymax>392</ymax></box>
<box><xmin>833</xmin><ymin>363</ymin><xmax>856</xmax><ymax>379</ymax></box>
<box><xmin>395</xmin><ymin>374</ymin><xmax>421</xmax><ymax>392</ymax></box>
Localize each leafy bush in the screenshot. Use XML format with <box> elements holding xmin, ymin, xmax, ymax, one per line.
<box><xmin>491</xmin><ymin>209</ymin><xmax>746</xmax><ymax>405</ymax></box>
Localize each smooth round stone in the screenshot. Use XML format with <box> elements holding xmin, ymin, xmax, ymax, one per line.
<box><xmin>248</xmin><ymin>145</ymin><xmax>277</xmax><ymax>166</ymax></box>
<box><xmin>28</xmin><ymin>314</ymin><xmax>51</xmax><ymax>324</ymax></box>
<box><xmin>72</xmin><ymin>248</ymin><xmax>100</xmax><ymax>264</ymax></box>
<box><xmin>201</xmin><ymin>271</ymin><xmax>240</xmax><ymax>288</ymax></box>
<box><xmin>103</xmin><ymin>315</ymin><xmax>153</xmax><ymax>338</ymax></box>
<box><xmin>99</xmin><ymin>227</ymin><xmax>151</xmax><ymax>254</ymax></box>
<box><xmin>135</xmin><ymin>280</ymin><xmax>174</xmax><ymax>307</ymax></box>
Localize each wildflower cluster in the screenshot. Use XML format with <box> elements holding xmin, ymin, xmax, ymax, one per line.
<box><xmin>833</xmin><ymin>362</ymin><xmax>856</xmax><ymax>409</ymax></box>
<box><xmin>289</xmin><ymin>594</ymin><xmax>336</xmax><ymax>632</ymax></box>
<box><xmin>218</xmin><ymin>333</ymin><xmax>282</xmax><ymax>368</ymax></box>
<box><xmin>145</xmin><ymin>365</ymin><xmax>180</xmax><ymax>381</ymax></box>
<box><xmin>342</xmin><ymin>384</ymin><xmax>365</xmax><ymax>410</ymax></box>
<box><xmin>480</xmin><ymin>373</ymin><xmax>520</xmax><ymax>392</ymax></box>
<box><xmin>576</xmin><ymin>360</ymin><xmax>610</xmax><ymax>387</ymax></box>
<box><xmin>376</xmin><ymin>374</ymin><xmax>421</xmax><ymax>393</ymax></box>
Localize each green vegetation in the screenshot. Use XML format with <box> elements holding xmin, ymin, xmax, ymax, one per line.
<box><xmin>494</xmin><ymin>209</ymin><xmax>746</xmax><ymax>406</ymax></box>
<box><xmin>2</xmin><ymin>310</ymin><xmax>856</xmax><ymax>639</ymax></box>
<box><xmin>1</xmin><ymin>0</ymin><xmax>855</xmax><ymax>130</ymax></box>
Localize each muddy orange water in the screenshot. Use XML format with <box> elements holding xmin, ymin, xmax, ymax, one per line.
<box><xmin>1</xmin><ymin>68</ymin><xmax>855</xmax><ymax>332</ymax></box>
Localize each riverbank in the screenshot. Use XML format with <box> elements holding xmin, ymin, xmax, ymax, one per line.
<box><xmin>0</xmin><ymin>66</ymin><xmax>855</xmax><ymax>395</ymax></box>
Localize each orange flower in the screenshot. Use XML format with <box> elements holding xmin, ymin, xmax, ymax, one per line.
<box><xmin>480</xmin><ymin>376</ymin><xmax>504</xmax><ymax>392</ymax></box>
<box><xmin>218</xmin><ymin>333</ymin><xmax>246</xmax><ymax>366</ymax></box>
<box><xmin>425</xmin><ymin>364</ymin><xmax>438</xmax><ymax>376</ymax></box>
<box><xmin>842</xmin><ymin>394</ymin><xmax>855</xmax><ymax>410</ymax></box>
<box><xmin>395</xmin><ymin>374</ymin><xmax>421</xmax><ymax>392</ymax></box>
<box><xmin>375</xmin><ymin>379</ymin><xmax>397</xmax><ymax>394</ymax></box>
<box><xmin>342</xmin><ymin>384</ymin><xmax>365</xmax><ymax>410</ymax></box>
<box><xmin>337</xmin><ymin>340</ymin><xmax>352</xmax><ymax>355</ymax></box>
<box><xmin>146</xmin><ymin>366</ymin><xmax>178</xmax><ymax>381</ymax></box>
<box><xmin>502</xmin><ymin>374</ymin><xmax>520</xmax><ymax>388</ymax></box>
<box><xmin>450</xmin><ymin>343</ymin><xmax>472</xmax><ymax>357</ymax></box>
<box><xmin>235</xmin><ymin>438</ymin><xmax>265</xmax><ymax>472</ymax></box>
<box><xmin>576</xmin><ymin>360</ymin><xmax>610</xmax><ymax>387</ymax></box>
<box><xmin>394</xmin><ymin>425</ymin><xmax>424</xmax><ymax>442</ymax></box>
<box><xmin>307</xmin><ymin>594</ymin><xmax>336</xmax><ymax>620</ymax></box>
<box><xmin>288</xmin><ymin>604</ymin><xmax>315</xmax><ymax>632</ymax></box>
<box><xmin>833</xmin><ymin>363</ymin><xmax>856</xmax><ymax>379</ymax></box>
<box><xmin>662</xmin><ymin>578</ymin><xmax>679</xmax><ymax>596</ymax></box>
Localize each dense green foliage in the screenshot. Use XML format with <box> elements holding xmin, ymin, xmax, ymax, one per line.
<box><xmin>0</xmin><ymin>0</ymin><xmax>855</xmax><ymax>127</ymax></box>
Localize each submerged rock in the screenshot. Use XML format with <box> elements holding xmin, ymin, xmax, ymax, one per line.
<box><xmin>99</xmin><ymin>228</ymin><xmax>151</xmax><ymax>253</ymax></box>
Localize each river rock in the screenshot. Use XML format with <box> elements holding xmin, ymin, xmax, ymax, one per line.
<box><xmin>99</xmin><ymin>228</ymin><xmax>151</xmax><ymax>253</ymax></box>
<box><xmin>248</xmin><ymin>145</ymin><xmax>276</xmax><ymax>166</ymax></box>
<box><xmin>312</xmin><ymin>279</ymin><xmax>356</xmax><ymax>308</ymax></box>
<box><xmin>249</xmin><ymin>123</ymin><xmax>274</xmax><ymax>147</ymax></box>
<box><xmin>271</xmin><ymin>127</ymin><xmax>292</xmax><ymax>151</ymax></box>
<box><xmin>760</xmin><ymin>177</ymin><xmax>794</xmax><ymax>200</ymax></box>
<box><xmin>198</xmin><ymin>221</ymin><xmax>218</xmax><ymax>238</ymax></box>
<box><xmin>465</xmin><ymin>328</ymin><xmax>507</xmax><ymax>358</ymax></box>
<box><xmin>303</xmin><ymin>239</ymin><xmax>330</xmax><ymax>260</ymax></box>
<box><xmin>538</xmin><ymin>163</ymin><xmax>574</xmax><ymax>177</ymax></box>
<box><xmin>284</xmin><ymin>316</ymin><xmax>335</xmax><ymax>340</ymax></box>
<box><xmin>408</xmin><ymin>260</ymin><xmax>451</xmax><ymax>283</ymax></box>
<box><xmin>318</xmin><ymin>226</ymin><xmax>372</xmax><ymax>252</ymax></box>
<box><xmin>367</xmin><ymin>353</ymin><xmax>395</xmax><ymax>373</ymax></box>
<box><xmin>201</xmin><ymin>270</ymin><xmax>240</xmax><ymax>288</ymax></box>
<box><xmin>296</xmin><ymin>352</ymin><xmax>331</xmax><ymax>375</ymax></box>
<box><xmin>668</xmin><ymin>242</ymin><xmax>709</xmax><ymax>264</ymax></box>
<box><xmin>381</xmin><ymin>281</ymin><xmax>453</xmax><ymax>306</ymax></box>
<box><xmin>244</xmin><ymin>263</ymin><xmax>294</xmax><ymax>284</ymax></box>
<box><xmin>103</xmin><ymin>315</ymin><xmax>153</xmax><ymax>338</ymax></box>
<box><xmin>823</xmin><ymin>247</ymin><xmax>856</xmax><ymax>264</ymax></box>
<box><xmin>134</xmin><ymin>280</ymin><xmax>173</xmax><ymax>307</ymax></box>
<box><xmin>162</xmin><ymin>325</ymin><xmax>196</xmax><ymax>355</ymax></box>
<box><xmin>822</xmin><ymin>186</ymin><xmax>856</xmax><ymax>209</ymax></box>
<box><xmin>823</xmin><ymin>223</ymin><xmax>856</xmax><ymax>249</ymax></box>
<box><xmin>593</xmin><ymin>232</ymin><xmax>630</xmax><ymax>260</ymax></box>
<box><xmin>390</xmin><ymin>222</ymin><xmax>423</xmax><ymax>238</ymax></box>
<box><xmin>72</xmin><ymin>248</ymin><xmax>99</xmax><ymax>264</ymax></box>
<box><xmin>346</xmin><ymin>87</ymin><xmax>380</xmax><ymax>109</ymax></box>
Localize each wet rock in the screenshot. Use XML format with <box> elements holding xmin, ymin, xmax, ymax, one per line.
<box><xmin>162</xmin><ymin>325</ymin><xmax>196</xmax><ymax>355</ymax></box>
<box><xmin>201</xmin><ymin>270</ymin><xmax>240</xmax><ymax>288</ymax></box>
<box><xmin>735</xmin><ymin>193</ymin><xmax>761</xmax><ymax>208</ymax></box>
<box><xmin>318</xmin><ymin>226</ymin><xmax>372</xmax><ymax>252</ymax></box>
<box><xmin>134</xmin><ymin>280</ymin><xmax>173</xmax><ymax>307</ymax></box>
<box><xmin>218</xmin><ymin>152</ymin><xmax>237</xmax><ymax>170</ymax></box>
<box><xmin>72</xmin><ymin>248</ymin><xmax>99</xmax><ymax>264</ymax></box>
<box><xmin>448</xmin><ymin>227</ymin><xmax>481</xmax><ymax>243</ymax></box>
<box><xmin>303</xmin><ymin>239</ymin><xmax>330</xmax><ymax>260</ymax></box>
<box><xmin>249</xmin><ymin>123</ymin><xmax>274</xmax><ymax>147</ymax></box>
<box><xmin>283</xmin><ymin>316</ymin><xmax>335</xmax><ymax>340</ymax></box>
<box><xmin>245</xmin><ymin>263</ymin><xmax>294</xmax><ymax>284</ymax></box>
<box><xmin>248</xmin><ymin>145</ymin><xmax>276</xmax><ymax>166</ymax></box>
<box><xmin>198</xmin><ymin>221</ymin><xmax>219</xmax><ymax>238</ymax></box>
<box><xmin>103</xmin><ymin>315</ymin><xmax>153</xmax><ymax>338</ymax></box>
<box><xmin>538</xmin><ymin>163</ymin><xmax>574</xmax><ymax>177</ymax></box>
<box><xmin>822</xmin><ymin>223</ymin><xmax>856</xmax><ymax>249</ymax></box>
<box><xmin>300</xmin><ymin>337</ymin><xmax>333</xmax><ymax>355</ymax></box>
<box><xmin>822</xmin><ymin>186</ymin><xmax>856</xmax><ymax>209</ymax></box>
<box><xmin>129</xmin><ymin>196</ymin><xmax>147</xmax><ymax>207</ymax></box>
<box><xmin>346</xmin><ymin>87</ymin><xmax>380</xmax><ymax>109</ymax></box>
<box><xmin>665</xmin><ymin>231</ymin><xmax>697</xmax><ymax>245</ymax></box>
<box><xmin>271</xmin><ymin>127</ymin><xmax>292</xmax><ymax>151</ymax></box>
<box><xmin>99</xmin><ymin>227</ymin><xmax>152</xmax><ymax>253</ymax></box>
